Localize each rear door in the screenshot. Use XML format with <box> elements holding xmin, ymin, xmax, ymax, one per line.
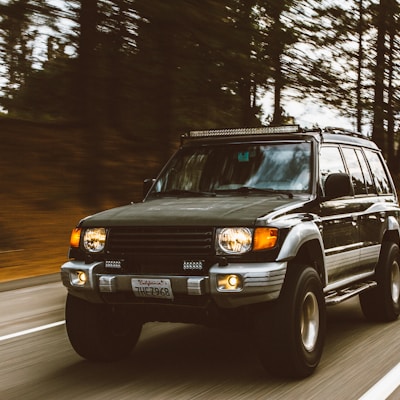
<box><xmin>341</xmin><ymin>146</ymin><xmax>379</xmax><ymax>275</ymax></box>
<box><xmin>357</xmin><ymin>148</ymin><xmax>398</xmax><ymax>272</ymax></box>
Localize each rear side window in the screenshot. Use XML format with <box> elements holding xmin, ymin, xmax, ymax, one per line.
<box><xmin>342</xmin><ymin>147</ymin><xmax>367</xmax><ymax>195</ymax></box>
<box><xmin>355</xmin><ymin>149</ymin><xmax>375</xmax><ymax>194</ymax></box>
<box><xmin>364</xmin><ymin>149</ymin><xmax>393</xmax><ymax>194</ymax></box>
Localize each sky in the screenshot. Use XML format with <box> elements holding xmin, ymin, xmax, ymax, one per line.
<box><xmin>279</xmin><ymin>99</ymin><xmax>355</xmax><ymax>130</ymax></box>
<box><xmin>261</xmin><ymin>93</ymin><xmax>357</xmax><ymax>133</ymax></box>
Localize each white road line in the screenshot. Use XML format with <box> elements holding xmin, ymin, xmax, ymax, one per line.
<box><xmin>0</xmin><ymin>320</ymin><xmax>65</xmax><ymax>342</ymax></box>
<box><xmin>359</xmin><ymin>362</ymin><xmax>400</xmax><ymax>400</ymax></box>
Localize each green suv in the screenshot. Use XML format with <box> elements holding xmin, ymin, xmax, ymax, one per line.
<box><xmin>61</xmin><ymin>125</ymin><xmax>400</xmax><ymax>378</ymax></box>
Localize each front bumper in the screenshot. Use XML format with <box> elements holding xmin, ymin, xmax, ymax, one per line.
<box><xmin>60</xmin><ymin>260</ymin><xmax>287</xmax><ymax>308</ymax></box>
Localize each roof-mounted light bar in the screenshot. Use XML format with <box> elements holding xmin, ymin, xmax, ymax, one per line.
<box><xmin>185</xmin><ymin>125</ymin><xmax>301</xmax><ymax>139</ymax></box>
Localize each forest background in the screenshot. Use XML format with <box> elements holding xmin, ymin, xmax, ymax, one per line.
<box><xmin>0</xmin><ymin>0</ymin><xmax>400</xmax><ymax>281</ymax></box>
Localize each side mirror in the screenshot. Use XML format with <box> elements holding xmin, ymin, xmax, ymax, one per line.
<box><xmin>324</xmin><ymin>173</ymin><xmax>352</xmax><ymax>199</ymax></box>
<box><xmin>143</xmin><ymin>178</ymin><xmax>155</xmax><ymax>199</ymax></box>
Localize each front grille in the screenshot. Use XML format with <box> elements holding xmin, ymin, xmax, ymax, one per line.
<box><xmin>107</xmin><ymin>226</ymin><xmax>214</xmax><ymax>256</ymax></box>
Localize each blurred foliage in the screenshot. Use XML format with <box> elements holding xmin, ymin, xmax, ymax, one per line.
<box><xmin>0</xmin><ymin>0</ymin><xmax>400</xmax><ymax>199</ymax></box>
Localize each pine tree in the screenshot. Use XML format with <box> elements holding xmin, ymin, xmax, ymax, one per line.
<box><xmin>0</xmin><ymin>0</ymin><xmax>36</xmax><ymax>114</ymax></box>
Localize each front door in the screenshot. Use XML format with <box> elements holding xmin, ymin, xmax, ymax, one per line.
<box><xmin>319</xmin><ymin>145</ymin><xmax>360</xmax><ymax>285</ymax></box>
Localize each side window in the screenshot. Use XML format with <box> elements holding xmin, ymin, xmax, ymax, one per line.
<box><xmin>320</xmin><ymin>146</ymin><xmax>346</xmax><ymax>192</ymax></box>
<box><xmin>355</xmin><ymin>149</ymin><xmax>375</xmax><ymax>194</ymax></box>
<box><xmin>364</xmin><ymin>149</ymin><xmax>393</xmax><ymax>194</ymax></box>
<box><xmin>342</xmin><ymin>147</ymin><xmax>367</xmax><ymax>195</ymax></box>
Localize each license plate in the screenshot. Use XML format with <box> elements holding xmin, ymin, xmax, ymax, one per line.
<box><xmin>131</xmin><ymin>278</ymin><xmax>174</xmax><ymax>300</ymax></box>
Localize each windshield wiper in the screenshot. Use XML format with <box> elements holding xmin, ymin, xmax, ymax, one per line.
<box><xmin>217</xmin><ymin>186</ymin><xmax>293</xmax><ymax>198</ymax></box>
<box><xmin>152</xmin><ymin>189</ymin><xmax>216</xmax><ymax>197</ymax></box>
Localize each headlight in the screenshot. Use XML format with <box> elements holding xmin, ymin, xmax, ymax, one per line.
<box><xmin>83</xmin><ymin>228</ymin><xmax>106</xmax><ymax>252</ymax></box>
<box><xmin>216</xmin><ymin>227</ymin><xmax>278</xmax><ymax>255</ymax></box>
<box><xmin>216</xmin><ymin>227</ymin><xmax>252</xmax><ymax>254</ymax></box>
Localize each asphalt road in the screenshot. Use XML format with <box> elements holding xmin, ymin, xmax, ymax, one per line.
<box><xmin>1</xmin><ymin>276</ymin><xmax>400</xmax><ymax>400</ymax></box>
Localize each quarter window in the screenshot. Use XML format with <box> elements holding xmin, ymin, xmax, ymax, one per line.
<box><xmin>364</xmin><ymin>149</ymin><xmax>393</xmax><ymax>194</ymax></box>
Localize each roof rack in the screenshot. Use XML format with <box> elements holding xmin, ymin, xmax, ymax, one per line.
<box><xmin>182</xmin><ymin>125</ymin><xmax>301</xmax><ymax>142</ymax></box>
<box><xmin>323</xmin><ymin>126</ymin><xmax>368</xmax><ymax>139</ymax></box>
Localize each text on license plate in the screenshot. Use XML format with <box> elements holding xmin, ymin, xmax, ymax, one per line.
<box><xmin>131</xmin><ymin>278</ymin><xmax>174</xmax><ymax>300</ymax></box>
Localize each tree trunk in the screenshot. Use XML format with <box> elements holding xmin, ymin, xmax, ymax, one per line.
<box><xmin>237</xmin><ymin>0</ymin><xmax>256</xmax><ymax>126</ymax></box>
<box><xmin>372</xmin><ymin>0</ymin><xmax>387</xmax><ymax>156</ymax></box>
<box><xmin>77</xmin><ymin>0</ymin><xmax>103</xmax><ymax>208</ymax></box>
<box><xmin>386</xmin><ymin>1</ymin><xmax>396</xmax><ymax>172</ymax></box>
<box><xmin>356</xmin><ymin>0</ymin><xmax>364</xmax><ymax>133</ymax></box>
<box><xmin>272</xmin><ymin>52</ymin><xmax>284</xmax><ymax>125</ymax></box>
<box><xmin>78</xmin><ymin>0</ymin><xmax>98</xmax><ymax>126</ymax></box>
<box><xmin>269</xmin><ymin>2</ymin><xmax>285</xmax><ymax>126</ymax></box>
<box><xmin>156</xmin><ymin>22</ymin><xmax>175</xmax><ymax>163</ymax></box>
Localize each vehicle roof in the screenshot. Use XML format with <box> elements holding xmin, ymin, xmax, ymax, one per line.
<box><xmin>321</xmin><ymin>132</ymin><xmax>378</xmax><ymax>149</ymax></box>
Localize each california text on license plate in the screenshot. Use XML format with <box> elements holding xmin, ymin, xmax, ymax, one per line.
<box><xmin>131</xmin><ymin>278</ymin><xmax>174</xmax><ymax>300</ymax></box>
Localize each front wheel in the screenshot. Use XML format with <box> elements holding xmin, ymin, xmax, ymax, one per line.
<box><xmin>254</xmin><ymin>265</ymin><xmax>326</xmax><ymax>379</ymax></box>
<box><xmin>65</xmin><ymin>294</ymin><xmax>143</xmax><ymax>361</ymax></box>
<box><xmin>360</xmin><ymin>242</ymin><xmax>400</xmax><ymax>322</ymax></box>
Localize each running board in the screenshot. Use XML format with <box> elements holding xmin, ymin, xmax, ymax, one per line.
<box><xmin>325</xmin><ymin>281</ymin><xmax>377</xmax><ymax>306</ymax></box>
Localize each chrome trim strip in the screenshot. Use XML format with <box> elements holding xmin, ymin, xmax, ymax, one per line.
<box><xmin>325</xmin><ymin>242</ymin><xmax>363</xmax><ymax>256</ymax></box>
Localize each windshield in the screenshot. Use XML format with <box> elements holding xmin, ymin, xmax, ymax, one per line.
<box><xmin>149</xmin><ymin>142</ymin><xmax>312</xmax><ymax>196</ymax></box>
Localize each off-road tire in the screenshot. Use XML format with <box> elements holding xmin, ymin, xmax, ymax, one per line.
<box><xmin>254</xmin><ymin>265</ymin><xmax>326</xmax><ymax>379</ymax></box>
<box><xmin>65</xmin><ymin>294</ymin><xmax>142</xmax><ymax>361</ymax></box>
<box><xmin>360</xmin><ymin>242</ymin><xmax>400</xmax><ymax>322</ymax></box>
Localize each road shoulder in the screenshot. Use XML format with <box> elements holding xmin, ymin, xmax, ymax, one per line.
<box><xmin>0</xmin><ymin>273</ymin><xmax>60</xmax><ymax>292</ymax></box>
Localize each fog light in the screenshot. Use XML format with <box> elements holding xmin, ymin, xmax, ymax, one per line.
<box><xmin>217</xmin><ymin>274</ymin><xmax>243</xmax><ymax>291</ymax></box>
<box><xmin>228</xmin><ymin>275</ymin><xmax>239</xmax><ymax>287</ymax></box>
<box><xmin>70</xmin><ymin>270</ymin><xmax>88</xmax><ymax>287</ymax></box>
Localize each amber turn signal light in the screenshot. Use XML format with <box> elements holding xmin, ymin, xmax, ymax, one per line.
<box><xmin>253</xmin><ymin>227</ymin><xmax>278</xmax><ymax>251</ymax></box>
<box><xmin>70</xmin><ymin>228</ymin><xmax>82</xmax><ymax>248</ymax></box>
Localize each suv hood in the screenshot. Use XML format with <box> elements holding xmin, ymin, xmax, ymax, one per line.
<box><xmin>81</xmin><ymin>196</ymin><xmax>306</xmax><ymax>227</ymax></box>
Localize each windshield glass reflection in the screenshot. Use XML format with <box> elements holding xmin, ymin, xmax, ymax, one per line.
<box><xmin>150</xmin><ymin>142</ymin><xmax>312</xmax><ymax>196</ymax></box>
